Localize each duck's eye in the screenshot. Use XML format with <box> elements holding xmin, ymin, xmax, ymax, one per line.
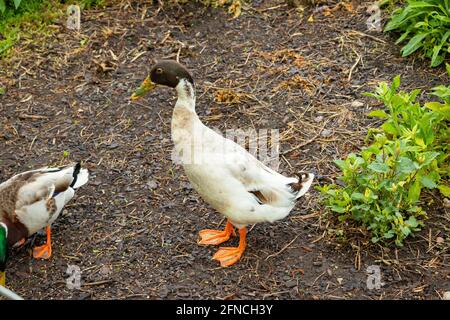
<box><xmin>155</xmin><ymin>68</ymin><xmax>163</xmax><ymax>74</ymax></box>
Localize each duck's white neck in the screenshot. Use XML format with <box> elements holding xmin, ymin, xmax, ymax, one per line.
<box><xmin>175</xmin><ymin>79</ymin><xmax>196</xmax><ymax>112</ymax></box>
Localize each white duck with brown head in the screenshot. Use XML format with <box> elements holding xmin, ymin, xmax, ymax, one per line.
<box><xmin>132</xmin><ymin>60</ymin><xmax>314</xmax><ymax>267</ymax></box>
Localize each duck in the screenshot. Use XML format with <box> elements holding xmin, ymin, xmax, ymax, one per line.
<box><xmin>131</xmin><ymin>60</ymin><xmax>314</xmax><ymax>267</ymax></box>
<box><xmin>0</xmin><ymin>163</ymin><xmax>89</xmax><ymax>286</ymax></box>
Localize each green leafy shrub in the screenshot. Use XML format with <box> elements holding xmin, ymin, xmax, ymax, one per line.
<box><xmin>200</xmin><ymin>0</ymin><xmax>242</xmax><ymax>18</ymax></box>
<box><xmin>318</xmin><ymin>74</ymin><xmax>449</xmax><ymax>246</ymax></box>
<box><xmin>0</xmin><ymin>0</ymin><xmax>104</xmax><ymax>14</ymax></box>
<box><xmin>0</xmin><ymin>1</ymin><xmax>106</xmax><ymax>56</ymax></box>
<box><xmin>0</xmin><ymin>0</ymin><xmax>23</xmax><ymax>14</ymax></box>
<box><xmin>384</xmin><ymin>0</ymin><xmax>450</xmax><ymax>67</ymax></box>
<box><xmin>0</xmin><ymin>1</ymin><xmax>62</xmax><ymax>56</ymax></box>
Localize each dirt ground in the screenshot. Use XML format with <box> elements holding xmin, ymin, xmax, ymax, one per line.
<box><xmin>0</xmin><ymin>0</ymin><xmax>448</xmax><ymax>300</ymax></box>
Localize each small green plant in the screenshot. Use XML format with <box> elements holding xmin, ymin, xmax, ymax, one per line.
<box><xmin>318</xmin><ymin>75</ymin><xmax>449</xmax><ymax>246</ymax></box>
<box><xmin>167</xmin><ymin>0</ymin><xmax>243</xmax><ymax>18</ymax></box>
<box><xmin>384</xmin><ymin>0</ymin><xmax>450</xmax><ymax>67</ymax></box>
<box><xmin>79</xmin><ymin>0</ymin><xmax>105</xmax><ymax>10</ymax></box>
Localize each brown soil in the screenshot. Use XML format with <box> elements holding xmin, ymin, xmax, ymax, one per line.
<box><xmin>0</xmin><ymin>0</ymin><xmax>448</xmax><ymax>300</ymax></box>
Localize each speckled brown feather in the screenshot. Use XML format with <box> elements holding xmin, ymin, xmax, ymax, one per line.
<box><xmin>249</xmin><ymin>190</ymin><xmax>279</xmax><ymax>204</ymax></box>
<box><xmin>0</xmin><ymin>172</ymin><xmax>41</xmax><ymax>245</ymax></box>
<box><xmin>0</xmin><ymin>172</ymin><xmax>37</xmax><ymax>223</ymax></box>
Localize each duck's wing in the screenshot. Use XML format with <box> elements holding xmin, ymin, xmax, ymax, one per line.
<box><xmin>0</xmin><ymin>163</ymin><xmax>89</xmax><ymax>232</ymax></box>
<box><xmin>219</xmin><ymin>140</ymin><xmax>313</xmax><ymax>208</ymax></box>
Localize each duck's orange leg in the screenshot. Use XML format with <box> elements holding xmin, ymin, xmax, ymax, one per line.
<box><xmin>198</xmin><ymin>221</ymin><xmax>236</xmax><ymax>245</ymax></box>
<box><xmin>33</xmin><ymin>226</ymin><xmax>52</xmax><ymax>259</ymax></box>
<box><xmin>213</xmin><ymin>227</ymin><xmax>247</xmax><ymax>267</ymax></box>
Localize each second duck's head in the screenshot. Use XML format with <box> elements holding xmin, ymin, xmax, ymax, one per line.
<box><xmin>131</xmin><ymin>60</ymin><xmax>194</xmax><ymax>100</ymax></box>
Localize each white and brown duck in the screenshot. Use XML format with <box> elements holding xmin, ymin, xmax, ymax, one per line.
<box><xmin>131</xmin><ymin>60</ymin><xmax>314</xmax><ymax>267</ymax></box>
<box><xmin>0</xmin><ymin>163</ymin><xmax>89</xmax><ymax>286</ymax></box>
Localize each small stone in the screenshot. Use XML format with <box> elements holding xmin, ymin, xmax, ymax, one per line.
<box><xmin>443</xmin><ymin>291</ymin><xmax>450</xmax><ymax>300</ymax></box>
<box><xmin>444</xmin><ymin>198</ymin><xmax>450</xmax><ymax>208</ymax></box>
<box><xmin>314</xmin><ymin>115</ymin><xmax>324</xmax><ymax>123</ymax></box>
<box><xmin>181</xmin><ymin>182</ymin><xmax>192</xmax><ymax>190</ymax></box>
<box><xmin>90</xmin><ymin>179</ymin><xmax>101</xmax><ymax>186</ymax></box>
<box><xmin>146</xmin><ymin>179</ymin><xmax>158</xmax><ymax>189</ymax></box>
<box><xmin>313</xmin><ymin>261</ymin><xmax>322</xmax><ymax>267</ymax></box>
<box><xmin>321</xmin><ymin>129</ymin><xmax>332</xmax><ymax>137</ymax></box>
<box><xmin>288</xmin><ymin>67</ymin><xmax>300</xmax><ymax>76</ymax></box>
<box><xmin>436</xmin><ymin>237</ymin><xmax>444</xmax><ymax>244</ymax></box>
<box><xmin>337</xmin><ymin>277</ymin><xmax>344</xmax><ymax>285</ymax></box>
<box><xmin>99</xmin><ymin>265</ymin><xmax>110</xmax><ymax>275</ymax></box>
<box><xmin>107</xmin><ymin>142</ymin><xmax>119</xmax><ymax>149</ymax></box>
<box><xmin>158</xmin><ymin>285</ymin><xmax>169</xmax><ymax>298</ymax></box>
<box><xmin>286</xmin><ymin>280</ymin><xmax>297</xmax><ymax>288</ymax></box>
<box><xmin>177</xmin><ymin>291</ymin><xmax>190</xmax><ymax>298</ymax></box>
<box><xmin>351</xmin><ymin>100</ymin><xmax>364</xmax><ymax>108</ymax></box>
<box><xmin>162</xmin><ymin>202</ymin><xmax>175</xmax><ymax>209</ymax></box>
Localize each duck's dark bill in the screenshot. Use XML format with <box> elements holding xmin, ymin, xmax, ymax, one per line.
<box><xmin>131</xmin><ymin>76</ymin><xmax>157</xmax><ymax>100</ymax></box>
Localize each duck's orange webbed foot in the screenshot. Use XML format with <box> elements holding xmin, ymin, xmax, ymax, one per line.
<box><xmin>198</xmin><ymin>221</ymin><xmax>236</xmax><ymax>245</ymax></box>
<box><xmin>33</xmin><ymin>226</ymin><xmax>52</xmax><ymax>259</ymax></box>
<box><xmin>213</xmin><ymin>228</ymin><xmax>247</xmax><ymax>267</ymax></box>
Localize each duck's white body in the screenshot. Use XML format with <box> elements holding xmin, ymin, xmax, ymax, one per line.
<box><xmin>171</xmin><ymin>80</ymin><xmax>313</xmax><ymax>228</ymax></box>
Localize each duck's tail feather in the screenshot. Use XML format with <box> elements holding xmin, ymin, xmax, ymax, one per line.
<box><xmin>289</xmin><ymin>172</ymin><xmax>314</xmax><ymax>200</ymax></box>
<box><xmin>70</xmin><ymin>163</ymin><xmax>89</xmax><ymax>189</ymax></box>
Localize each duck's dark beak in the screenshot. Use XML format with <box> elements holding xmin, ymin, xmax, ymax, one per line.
<box><xmin>130</xmin><ymin>76</ymin><xmax>157</xmax><ymax>100</ymax></box>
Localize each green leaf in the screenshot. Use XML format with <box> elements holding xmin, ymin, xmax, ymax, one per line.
<box><xmin>384</xmin><ymin>6</ymin><xmax>432</xmax><ymax>31</ymax></box>
<box><xmin>408</xmin><ymin>179</ymin><xmax>421</xmax><ymax>203</ymax></box>
<box><xmin>446</xmin><ymin>63</ymin><xmax>450</xmax><ymax>77</ymax></box>
<box><xmin>431</xmin><ymin>30</ymin><xmax>450</xmax><ymax>67</ymax></box>
<box><xmin>0</xmin><ymin>0</ymin><xmax>5</xmax><ymax>13</ymax></box>
<box><xmin>384</xmin><ymin>230</ymin><xmax>395</xmax><ymax>239</ymax></box>
<box><xmin>330</xmin><ymin>205</ymin><xmax>346</xmax><ymax>213</ymax></box>
<box><xmin>425</xmin><ymin>102</ymin><xmax>450</xmax><ymax>119</ymax></box>
<box><xmin>438</xmin><ymin>185</ymin><xmax>450</xmax><ymax>198</ymax></box>
<box><xmin>392</xmin><ymin>75</ymin><xmax>401</xmax><ymax>91</ymax></box>
<box><xmin>351</xmin><ymin>192</ymin><xmax>365</xmax><ymax>201</ymax></box>
<box><xmin>405</xmin><ymin>216</ymin><xmax>419</xmax><ymax>229</ymax></box>
<box><xmin>395</xmin><ymin>30</ymin><xmax>411</xmax><ymax>44</ymax></box>
<box><xmin>381</xmin><ymin>121</ymin><xmax>399</xmax><ymax>136</ymax></box>
<box><xmin>401</xmin><ymin>33</ymin><xmax>430</xmax><ymax>57</ymax></box>
<box><xmin>420</xmin><ymin>175</ymin><xmax>437</xmax><ymax>189</ymax></box>
<box><xmin>368</xmin><ymin>162</ymin><xmax>389</xmax><ymax>173</ymax></box>
<box><xmin>397</xmin><ymin>157</ymin><xmax>418</xmax><ymax>174</ymax></box>
<box><xmin>334</xmin><ymin>160</ymin><xmax>348</xmax><ymax>172</ymax></box>
<box><xmin>400</xmin><ymin>225</ymin><xmax>411</xmax><ymax>236</ymax></box>
<box><xmin>421</xmin><ymin>151</ymin><xmax>440</xmax><ymax>166</ymax></box>
<box><xmin>368</xmin><ymin>109</ymin><xmax>389</xmax><ymax>118</ymax></box>
<box><xmin>13</xmin><ymin>0</ymin><xmax>21</xmax><ymax>9</ymax></box>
